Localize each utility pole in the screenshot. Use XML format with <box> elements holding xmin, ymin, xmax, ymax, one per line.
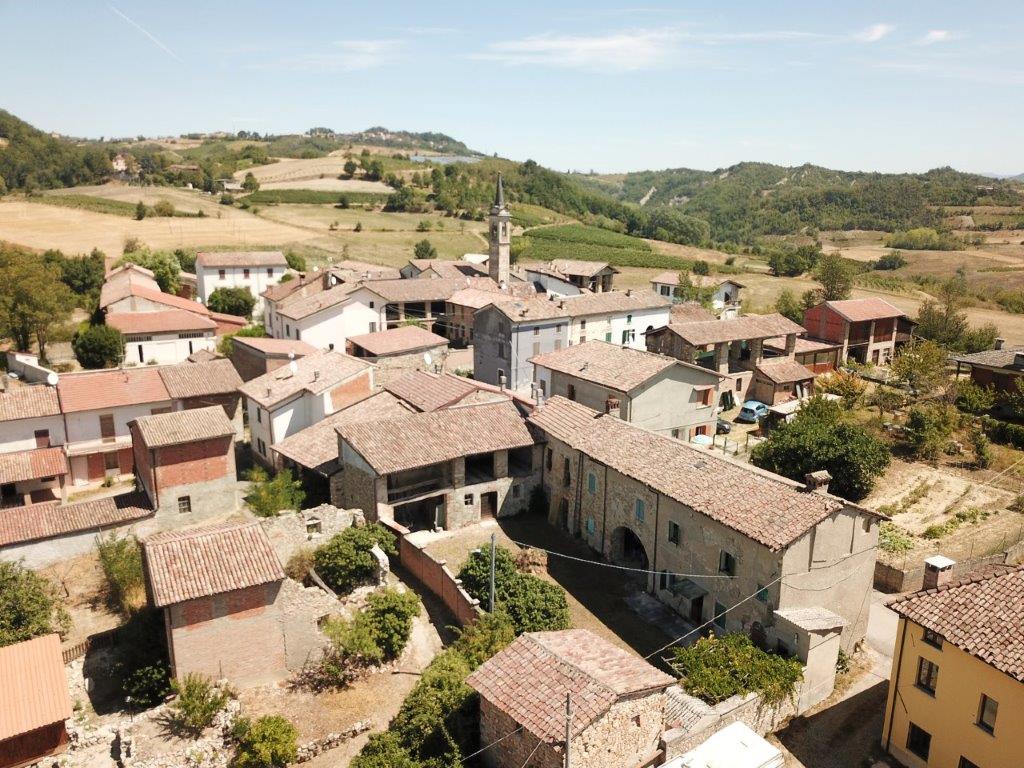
<box><xmin>489</xmin><ymin>532</ymin><xmax>496</xmax><ymax>612</ymax></box>
<box><xmin>564</xmin><ymin>693</ymin><xmax>573</xmax><ymax>768</ymax></box>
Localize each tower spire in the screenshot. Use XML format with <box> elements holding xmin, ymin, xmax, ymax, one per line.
<box><xmin>493</xmin><ymin>174</ymin><xmax>505</xmax><ymax>210</ymax></box>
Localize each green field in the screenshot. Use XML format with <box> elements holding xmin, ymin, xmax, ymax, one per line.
<box><xmin>516</xmin><ymin>224</ymin><xmax>694</xmax><ymax>270</ymax></box>
<box><xmin>245</xmin><ymin>189</ymin><xmax>391</xmax><ymax>205</ymax></box>
<box><xmin>29</xmin><ymin>193</ymin><xmax>204</xmax><ymax>218</ymax></box>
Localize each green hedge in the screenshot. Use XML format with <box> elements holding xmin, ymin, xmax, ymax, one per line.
<box><xmin>245</xmin><ymin>189</ymin><xmax>390</xmax><ymax>205</ymax></box>
<box><xmin>980</xmin><ymin>416</ymin><xmax>1024</xmax><ymax>448</ymax></box>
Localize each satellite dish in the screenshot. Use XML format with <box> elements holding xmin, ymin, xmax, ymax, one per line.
<box><xmin>288</xmin><ymin>360</ymin><xmax>299</xmax><ymax>375</ymax></box>
<box><xmin>288</xmin><ymin>351</ymin><xmax>296</xmax><ymax>360</ymax></box>
<box><xmin>423</xmin><ymin>352</ymin><xmax>433</xmax><ymax>367</ymax></box>
<box><xmin>46</xmin><ymin>372</ymin><xmax>59</xmax><ymax>387</ymax></box>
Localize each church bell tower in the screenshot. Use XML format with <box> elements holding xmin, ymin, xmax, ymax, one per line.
<box><xmin>488</xmin><ymin>175</ymin><xmax>511</xmax><ymax>287</ymax></box>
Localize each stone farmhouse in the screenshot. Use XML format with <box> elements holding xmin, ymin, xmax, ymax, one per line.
<box><xmin>529</xmin><ymin>397</ymin><xmax>883</xmax><ymax>652</ymax></box>
<box><xmin>195</xmin><ymin>250</ymin><xmax>288</xmax><ymax>313</ymax></box>
<box><xmin>802</xmin><ymin>298</ymin><xmax>913</xmax><ymax>366</ymax></box>
<box><xmin>0</xmin><ymin>634</ymin><xmax>73</xmax><ymax>768</ymax></box>
<box><xmin>466</xmin><ymin>629</ymin><xmax>675</xmax><ymax>768</ymax></box>
<box><xmin>645</xmin><ymin>313</ymin><xmax>811</xmax><ymax>409</ymax></box>
<box><xmin>530</xmin><ymin>340</ymin><xmax>725</xmax><ymax>440</ymax></box>
<box><xmin>230</xmin><ymin>336</ymin><xmax>318</xmax><ymax>381</ymax></box>
<box><xmin>522</xmin><ymin>259</ymin><xmax>619</xmax><ymax>296</ymax></box>
<box><xmin>332</xmin><ymin>400</ymin><xmax>540</xmax><ymax>531</ymax></box>
<box><xmin>240</xmin><ymin>350</ymin><xmax>374</xmax><ymax>467</ymax></box>
<box><xmin>345</xmin><ymin>325</ymin><xmax>449</xmax><ymax>386</ymax></box>
<box><xmin>142</xmin><ymin>520</ymin><xmax>335</xmax><ymax>688</ymax></box>
<box><xmin>650</xmin><ymin>272</ymin><xmax>745</xmax><ymax>318</ymax></box>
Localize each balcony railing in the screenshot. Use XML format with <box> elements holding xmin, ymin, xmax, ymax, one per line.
<box><xmin>387</xmin><ymin>476</ymin><xmax>445</xmax><ymax>504</ymax></box>
<box><xmin>64</xmin><ymin>435</ymin><xmax>131</xmax><ymax>457</ymax></box>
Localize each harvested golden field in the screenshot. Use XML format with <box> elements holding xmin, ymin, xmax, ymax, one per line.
<box><xmin>236</xmin><ymin>155</ymin><xmax>393</xmax><ymax>192</ymax></box>
<box><xmin>42</xmin><ymin>183</ymin><xmax>223</xmax><ymax>214</ymax></box>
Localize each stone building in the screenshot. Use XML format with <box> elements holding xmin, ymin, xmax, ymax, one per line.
<box><xmin>129</xmin><ymin>406</ymin><xmax>237</xmax><ymax>524</ymax></box>
<box><xmin>466</xmin><ymin>629</ymin><xmax>674</xmax><ymax>768</ymax></box>
<box><xmin>473</xmin><ymin>299</ymin><xmax>570</xmax><ymax>392</ymax></box>
<box><xmin>345</xmin><ymin>325</ymin><xmax>449</xmax><ymax>386</ymax></box>
<box><xmin>523</xmin><ymin>260</ymin><xmax>619</xmax><ymax>296</ymax></box>
<box><xmin>951</xmin><ymin>344</ymin><xmax>1024</xmax><ymax>397</ymax></box>
<box><xmin>143</xmin><ymin>520</ymin><xmax>336</xmax><ymax>687</ymax></box>
<box><xmin>229</xmin><ymin>336</ymin><xmax>318</xmax><ymax>381</ymax></box>
<box><xmin>332</xmin><ymin>401</ymin><xmax>539</xmax><ymax>530</ymax></box>
<box><xmin>530</xmin><ymin>340</ymin><xmax>725</xmax><ymax>440</ymax></box>
<box><xmin>528</xmin><ymin>397</ymin><xmax>883</xmax><ymax>652</ymax></box>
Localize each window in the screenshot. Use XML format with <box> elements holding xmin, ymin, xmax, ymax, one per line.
<box><xmin>906</xmin><ymin>723</ymin><xmax>931</xmax><ymax>761</ymax></box>
<box><xmin>532</xmin><ymin>341</ymin><xmax>540</xmax><ymax>357</ymax></box>
<box><xmin>756</xmin><ymin>583</ymin><xmax>769</xmax><ymax>603</ymax></box>
<box><xmin>177</xmin><ymin>496</ymin><xmax>192</xmax><ymax>514</ymax></box>
<box><xmin>735</xmin><ymin>379</ymin><xmax>742</xmax><ymax>391</ymax></box>
<box><xmin>266</xmin><ymin>267</ymin><xmax>273</xmax><ymax>277</ymax></box>
<box><xmin>545</xmin><ymin>447</ymin><xmax>553</xmax><ymax>471</ymax></box>
<box><xmin>34</xmin><ymin>429</ymin><xmax>50</xmax><ymax>448</ymax></box>
<box><xmin>959</xmin><ymin>758</ymin><xmax>980</xmax><ymax>768</ymax></box>
<box><xmin>923</xmin><ymin>628</ymin><xmax>943</xmax><ymax>649</ymax></box>
<box><xmin>218</xmin><ymin>269</ymin><xmax>226</xmax><ymax>279</ymax></box>
<box><xmin>977</xmin><ymin>694</ymin><xmax>998</xmax><ymax>734</ymax></box>
<box><xmin>464</xmin><ymin>494</ymin><xmax>474</xmax><ymax>506</ymax></box>
<box><xmin>668</xmin><ymin>520</ymin><xmax>680</xmax><ymax>544</ymax></box>
<box><xmin>257</xmin><ymin>438</ymin><xmax>266</xmax><ymax>456</ymax></box>
<box><xmin>718</xmin><ymin>551</ymin><xmax>736</xmax><ymax>576</ymax></box>
<box><xmin>99</xmin><ymin>414</ymin><xmax>116</xmax><ymax>443</ymax></box>
<box><xmin>915</xmin><ymin>657</ymin><xmax>939</xmax><ymax>695</ymax></box>
<box><xmin>533</xmin><ymin>326</ymin><xmax>540</xmax><ymax>336</ymax></box>
<box><xmin>104</xmin><ymin>451</ymin><xmax>120</xmax><ymax>471</ymax></box>
<box><xmin>634</xmin><ymin>498</ymin><xmax>645</xmax><ymax>522</ymax></box>
<box><xmin>285</xmin><ymin>324</ymin><xmax>291</xmax><ymax>336</ymax></box>
<box><xmin>587</xmin><ymin>472</ymin><xmax>597</xmax><ymax>494</ymax></box>
<box><xmin>256</xmin><ymin>408</ymin><xmax>262</xmax><ymax>424</ymax></box>
<box><xmin>701</xmin><ymin>388</ymin><xmax>713</xmax><ymax>407</ymax></box>
<box><xmin>554</xmin><ymin>339</ymin><xmax>562</xmax><ymax>351</ymax></box>
<box><xmin>243</xmin><ymin>268</ymin><xmax>250</xmax><ymax>279</ymax></box>
<box><xmin>626</xmin><ymin>314</ymin><xmax>633</xmax><ymax>324</ymax></box>
<box><xmin>567</xmin><ymin>384</ymin><xmax>576</xmax><ymax>401</ymax></box>
<box><xmin>512</xmin><ymin>484</ymin><xmax>520</xmax><ymax>498</ymax></box>
<box><xmin>563</xmin><ymin>458</ymin><xmax>571</xmax><ymax>487</ymax></box>
<box><xmin>580</xmin><ymin>319</ymin><xmax>586</xmax><ymax>331</ymax></box>
<box><xmin>586</xmin><ymin>517</ymin><xmax>595</xmax><ymax>535</ymax></box>
<box><xmin>605</xmin><ymin>332</ymin><xmax>612</xmax><ymax>342</ymax></box>
<box><xmin>621</xmin><ymin>329</ymin><xmax>635</xmax><ymax>345</ymax></box>
<box><xmin>713</xmin><ymin>602</ymin><xmax>727</xmax><ymax>629</ymax></box>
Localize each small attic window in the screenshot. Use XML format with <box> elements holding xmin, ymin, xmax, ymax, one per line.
<box><xmin>305</xmin><ymin>517</ymin><xmax>322</xmax><ymax>537</ymax></box>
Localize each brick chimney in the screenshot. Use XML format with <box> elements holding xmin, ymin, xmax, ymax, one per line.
<box><xmin>995</xmin><ymin>338</ymin><xmax>1006</xmax><ymax>350</ymax></box>
<box><xmin>803</xmin><ymin>470</ymin><xmax>832</xmax><ymax>493</ymax></box>
<box><xmin>923</xmin><ymin>555</ymin><xmax>955</xmax><ymax>590</ymax></box>
<box><xmin>605</xmin><ymin>396</ymin><xmax>621</xmax><ymax>418</ymax></box>
<box><xmin>498</xmin><ymin>371</ymin><xmax>507</xmax><ymax>391</ymax></box>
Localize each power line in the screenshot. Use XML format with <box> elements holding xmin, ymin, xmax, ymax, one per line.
<box><xmin>518</xmin><ymin>739</ymin><xmax>543</xmax><ymax>768</ymax></box>
<box><xmin>507</xmin><ymin>538</ymin><xmax>736</xmax><ymax>580</ymax></box>
<box><xmin>456</xmin><ymin>725</ymin><xmax>525</xmax><ymax>765</ymax></box>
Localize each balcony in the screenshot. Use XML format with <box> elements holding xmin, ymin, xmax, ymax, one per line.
<box><xmin>387</xmin><ymin>464</ymin><xmax>448</xmax><ymax>504</ymax></box>
<box><xmin>65</xmin><ymin>435</ymin><xmax>131</xmax><ymax>457</ymax></box>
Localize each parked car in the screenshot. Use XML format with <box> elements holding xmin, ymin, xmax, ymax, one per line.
<box><xmin>736</xmin><ymin>400</ymin><xmax>769</xmax><ymax>423</ymax></box>
<box><xmin>716</xmin><ymin>419</ymin><xmax>732</xmax><ymax>435</ymax></box>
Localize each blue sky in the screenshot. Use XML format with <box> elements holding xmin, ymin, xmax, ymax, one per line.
<box><xmin>2</xmin><ymin>1</ymin><xmax>1021</xmax><ymax>175</ymax></box>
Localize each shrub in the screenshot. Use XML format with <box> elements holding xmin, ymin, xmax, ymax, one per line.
<box><xmin>0</xmin><ymin>561</ymin><xmax>69</xmax><ymax>647</ymax></box>
<box><xmin>875</xmin><ymin>250</ymin><xmax>908</xmax><ymax>270</ymax></box>
<box><xmin>245</xmin><ymin>467</ymin><xmax>305</xmax><ymax>518</ymax></box>
<box><xmin>284</xmin><ymin>548</ymin><xmax>315</xmax><ymax>581</ymax></box>
<box><xmin>905</xmin><ymin>404</ymin><xmax>958</xmax><ymax>461</ymax></box>
<box><xmin>208</xmin><ymin>286</ymin><xmax>256</xmax><ymax>318</ymax></box>
<box><xmin>971</xmin><ymin>428</ymin><xmax>994</xmax><ymax>469</ymax></box>
<box><xmin>73</xmin><ymin>324</ymin><xmax>124</xmax><ymax>368</ymax></box>
<box><xmin>135</xmin><ymin>200</ymin><xmax>147</xmax><ymax>220</ymax></box>
<box><xmin>350</xmin><ymin>732</ymin><xmax>421</xmax><ymax>768</ymax></box>
<box><xmin>153</xmin><ymin>199</ymin><xmax>175</xmax><ymax>217</ymax></box>
<box><xmin>954</xmin><ymin>380</ymin><xmax>995</xmax><ymax>415</ymax></box>
<box><xmin>124</xmin><ymin>664</ymin><xmax>171</xmax><ymax>708</ymax></box>
<box><xmin>413</xmin><ymin>239</ymin><xmax>437</xmax><ymax>259</ymax></box>
<box><xmin>362</xmin><ymin>589</ymin><xmax>420</xmax><ymax>660</ymax></box>
<box><xmin>284</xmin><ymin>251</ymin><xmax>306</xmax><ymax>272</ymax></box>
<box><xmin>313</xmin><ymin>524</ymin><xmax>397</xmax><ymax>594</ymax></box>
<box><xmin>670</xmin><ymin>633</ymin><xmax>803</xmax><ymax>706</ymax></box>
<box><xmin>97</xmin><ymin>533</ymin><xmax>145</xmax><ymax>616</ymax></box>
<box><xmin>878</xmin><ymin>522</ymin><xmax>915</xmax><ymax>554</ymax></box>
<box><xmin>168</xmin><ymin>674</ymin><xmax>231</xmax><ymax>736</ymax></box>
<box><xmin>232</xmin><ymin>715</ymin><xmax>298</xmax><ymax>768</ymax></box>
<box><xmin>885</xmin><ymin>228</ymin><xmax>962</xmax><ymax>251</ymax></box>
<box><xmin>816</xmin><ymin>370</ymin><xmax>866</xmax><ymax>408</ymax></box>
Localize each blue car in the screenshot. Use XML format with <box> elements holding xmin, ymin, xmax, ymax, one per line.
<box><xmin>736</xmin><ymin>400</ymin><xmax>769</xmax><ymax>423</ymax></box>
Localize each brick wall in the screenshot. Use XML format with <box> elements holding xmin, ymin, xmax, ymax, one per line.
<box><xmin>329</xmin><ymin>372</ymin><xmax>372</xmax><ymax>412</ymax></box>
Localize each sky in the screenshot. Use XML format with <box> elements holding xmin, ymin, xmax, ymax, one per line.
<box><xmin>2</xmin><ymin>1</ymin><xmax>1022</xmax><ymax>175</ymax></box>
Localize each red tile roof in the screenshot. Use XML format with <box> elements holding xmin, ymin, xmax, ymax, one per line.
<box><xmin>0</xmin><ymin>447</ymin><xmax>68</xmax><ymax>485</ymax></box>
<box><xmin>0</xmin><ymin>492</ymin><xmax>153</xmax><ymax>547</ymax></box>
<box><xmin>339</xmin><ymin>401</ymin><xmax>534</xmax><ymax>475</ymax></box>
<box><xmin>755</xmin><ymin>359</ymin><xmax>815</xmax><ymax>384</ymax></box>
<box><xmin>127</xmin><ymin>286</ymin><xmax>214</xmax><ymax>316</ymax></box>
<box><xmin>196</xmin><ymin>250</ymin><xmax>288</xmax><ymax>268</ymax></box>
<box><xmin>0</xmin><ymin>386</ymin><xmax>61</xmax><ymax>422</ymax></box>
<box><xmin>820</xmin><ymin>298</ymin><xmax>904</xmax><ymax>323</ymax></box>
<box><xmin>132</xmin><ymin>405</ymin><xmax>234</xmax><ymax>448</ymax></box>
<box><xmin>0</xmin><ymin>634</ymin><xmax>72</xmax><ymax>741</ymax></box>
<box><xmin>238</xmin><ymin>351</ymin><xmax>372</xmax><ymax>408</ymax></box>
<box><xmin>550</xmin><ymin>259</ymin><xmax>619</xmax><ymax>278</ymax></box>
<box><xmin>889</xmin><ymin>565</ymin><xmax>1024</xmax><ymax>681</ymax></box>
<box><xmin>670</xmin><ymin>303</ymin><xmax>717</xmax><ymax>324</ymax></box>
<box><xmin>143</xmin><ymin>520</ymin><xmax>284</xmax><ymax>607</ymax></box>
<box><xmin>384</xmin><ymin>371</ymin><xmax>479</xmax><ymax>412</ymax></box>
<box><xmin>348</xmin><ymin>326</ymin><xmax>448</xmax><ymax>357</ymax></box>
<box><xmin>158</xmin><ymin>358</ymin><xmax>243</xmax><ymax>399</ymax></box>
<box><xmin>361</xmin><ymin>276</ymin><xmax>494</xmax><ymax>303</ymax></box>
<box><xmin>466</xmin><ymin>630</ymin><xmax>673</xmax><ymax>743</ymax></box>
<box><xmin>106</xmin><ymin>310</ymin><xmax>216</xmax><ymax>335</ymax></box>
<box><xmin>56</xmin><ymin>368</ymin><xmax>171</xmax><ymax>413</ymax></box>
<box><xmin>529</xmin><ymin>397</ymin><xmax>853</xmax><ymax>551</ymax></box>
<box><xmin>658</xmin><ymin>314</ymin><xmax>804</xmax><ymax>346</ymax></box>
<box><xmin>232</xmin><ymin>336</ymin><xmax>318</xmax><ymax>358</ymax></box>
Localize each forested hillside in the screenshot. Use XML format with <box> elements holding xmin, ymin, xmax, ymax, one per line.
<box><xmin>0</xmin><ymin>110</ymin><xmax>111</xmax><ymax>192</ymax></box>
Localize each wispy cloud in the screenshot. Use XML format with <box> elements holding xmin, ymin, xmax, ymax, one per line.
<box><xmin>285</xmin><ymin>39</ymin><xmax>402</xmax><ymax>72</ymax></box>
<box><xmin>917</xmin><ymin>29</ymin><xmax>955</xmax><ymax>46</ymax></box>
<box><xmin>854</xmin><ymin>23</ymin><xmax>895</xmax><ymax>43</ymax></box>
<box><xmin>109</xmin><ymin>5</ymin><xmax>182</xmax><ymax>62</ymax></box>
<box><xmin>474</xmin><ymin>30</ymin><xmax>685</xmax><ymax>71</ymax></box>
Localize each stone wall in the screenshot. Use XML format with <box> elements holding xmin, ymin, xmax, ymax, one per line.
<box><xmin>330</xmin><ymin>465</ymin><xmax>377</xmax><ymax>519</ymax></box>
<box><xmin>260</xmin><ymin>504</ymin><xmax>359</xmax><ymax>566</ymax></box>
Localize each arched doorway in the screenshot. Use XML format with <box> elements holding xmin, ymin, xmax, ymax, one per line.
<box><xmin>610</xmin><ymin>526</ymin><xmax>649</xmax><ymax>570</ymax></box>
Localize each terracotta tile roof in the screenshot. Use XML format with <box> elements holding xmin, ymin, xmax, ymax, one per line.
<box><xmin>239</xmin><ymin>351</ymin><xmax>372</xmax><ymax>408</ymax></box>
<box><xmin>0</xmin><ymin>634</ymin><xmax>72</xmax><ymax>741</ymax></box>
<box><xmin>650</xmin><ymin>272</ymin><xmax>744</xmax><ymax>289</ymax></box>
<box><xmin>529</xmin><ymin>397</ymin><xmax>846</xmax><ymax>550</ymax></box>
<box><xmin>273</xmin><ymin>392</ymin><xmax>414</xmax><ymax>474</ymax></box>
<box><xmin>764</xmin><ymin>336</ymin><xmax>841</xmax><ymax>355</ymax></box>
<box><xmin>466</xmin><ymin>629</ymin><xmax>673</xmax><ymax>743</ymax></box>
<box><xmin>57</xmin><ymin>368</ymin><xmax>171</xmax><ymax>413</ymax></box>
<box><xmin>409</xmin><ymin>259</ymin><xmax>488</xmax><ymax>278</ymax></box>
<box><xmin>106</xmin><ymin>310</ymin><xmax>216</xmax><ymax>335</ymax></box>
<box><xmin>348</xmin><ymin>326</ymin><xmax>447</xmax><ymax>357</ymax></box>
<box><xmin>950</xmin><ymin>347</ymin><xmax>1024</xmax><ymax>369</ymax></box>
<box><xmin>0</xmin><ymin>447</ymin><xmax>68</xmax><ymax>485</ymax></box>
<box><xmin>0</xmin><ymin>492</ymin><xmax>153</xmax><ymax>547</ymax></box>
<box><xmin>0</xmin><ymin>386</ymin><xmax>61</xmax><ymax>422</ymax></box>
<box><xmin>232</xmin><ymin>336</ymin><xmax>318</xmax><ymax>358</ymax></box>
<box><xmin>531</xmin><ymin>340</ymin><xmax>717</xmax><ymax>393</ymax></box>
<box><xmin>384</xmin><ymin>371</ymin><xmax>479</xmax><ymax>412</ymax></box>
<box><xmin>132</xmin><ymin>406</ymin><xmax>234</xmax><ymax>448</ymax></box>
<box><xmin>127</xmin><ymin>286</ymin><xmax>213</xmax><ymax>315</ymax></box>
<box><xmin>263</xmin><ymin>274</ymin><xmax>313</xmax><ymax>303</ymax></box>
<box><xmin>339</xmin><ymin>401</ymin><xmax>534</xmax><ymax>475</ymax></box>
<box><xmin>651</xmin><ymin>270</ymin><xmax>683</xmax><ymax>286</ymax></box>
<box><xmin>195</xmin><ymin>250</ymin><xmax>287</xmax><ymax>268</ymax></box>
<box><xmin>820</xmin><ymin>298</ymin><xmax>904</xmax><ymax>323</ymax></box>
<box><xmin>143</xmin><ymin>520</ymin><xmax>284</xmax><ymax>608</ymax></box>
<box><xmin>99</xmin><ymin>265</ymin><xmax>161</xmax><ymax>308</ymax></box>
<box><xmin>889</xmin><ymin>565</ymin><xmax>1024</xmax><ymax>681</ymax></box>
<box><xmin>659</xmin><ymin>314</ymin><xmax>805</xmax><ymax>347</ymax></box>
<box><xmin>158</xmin><ymin>358</ymin><xmax>243</xmax><ymax>399</ymax></box>
<box><xmin>448</xmin><ymin>287</ymin><xmax>525</xmax><ymax>311</ymax></box>
<box><xmin>187</xmin><ymin>349</ymin><xmax>219</xmax><ymax>363</ymax></box>
<box><xmin>756</xmin><ymin>359</ymin><xmax>815</xmax><ymax>384</ymax></box>
<box><xmin>670</xmin><ymin>302</ymin><xmax>717</xmax><ymax>324</ymax></box>
<box><xmin>276</xmin><ymin>282</ymin><xmax>361</xmax><ymax>321</ymax></box>
<box><xmin>361</xmin><ymin>277</ymin><xmax>495</xmax><ymax>303</ymax></box>
<box><xmin>556</xmin><ymin>290</ymin><xmax>670</xmax><ymax>317</ymax></box>
<box><xmin>488</xmin><ymin>297</ymin><xmax>573</xmax><ymax>322</ymax></box>
<box><xmin>550</xmin><ymin>259</ymin><xmax>618</xmax><ymax>278</ymax></box>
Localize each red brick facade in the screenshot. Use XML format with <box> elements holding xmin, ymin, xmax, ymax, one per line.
<box><xmin>329</xmin><ymin>371</ymin><xmax>372</xmax><ymax>411</ymax></box>
<box><xmin>0</xmin><ymin>723</ymin><xmax>68</xmax><ymax>768</ymax></box>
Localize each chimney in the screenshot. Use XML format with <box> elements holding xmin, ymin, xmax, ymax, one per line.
<box><xmin>498</xmin><ymin>372</ymin><xmax>507</xmax><ymax>391</ymax></box>
<box><xmin>923</xmin><ymin>555</ymin><xmax>955</xmax><ymax>590</ymax></box>
<box><xmin>530</xmin><ymin>382</ymin><xmax>538</xmax><ymax>401</ymax></box>
<box><xmin>626</xmin><ymin>288</ymin><xmax>632</xmax><ymax>297</ymax></box>
<box><xmin>313</xmin><ymin>370</ymin><xmax>320</xmax><ymax>382</ymax></box>
<box><xmin>803</xmin><ymin>470</ymin><xmax>832</xmax><ymax>493</ymax></box>
<box><xmin>995</xmin><ymin>338</ymin><xmax>1006</xmax><ymax>350</ymax></box>
<box><xmin>604</xmin><ymin>396</ymin><xmax>621</xmax><ymax>418</ymax></box>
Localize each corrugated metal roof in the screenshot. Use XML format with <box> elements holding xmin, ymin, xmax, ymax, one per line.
<box><xmin>0</xmin><ymin>634</ymin><xmax>72</xmax><ymax>741</ymax></box>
